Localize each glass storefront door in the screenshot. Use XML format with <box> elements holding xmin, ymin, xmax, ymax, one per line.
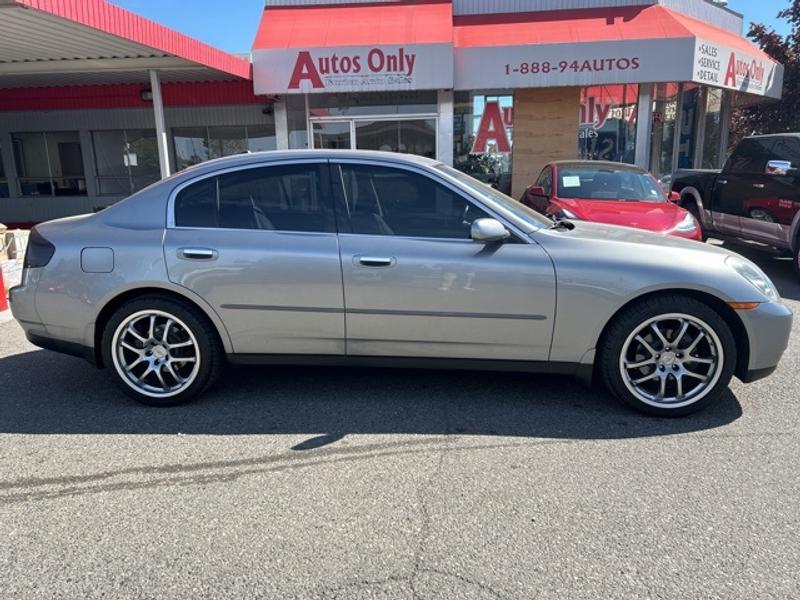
<box><xmin>310</xmin><ymin>117</ymin><xmax>437</xmax><ymax>159</ymax></box>
<box><xmin>312</xmin><ymin>120</ymin><xmax>352</xmax><ymax>150</ymax></box>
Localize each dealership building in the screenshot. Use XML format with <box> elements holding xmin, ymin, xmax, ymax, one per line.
<box><xmin>0</xmin><ymin>0</ymin><xmax>784</xmax><ymax>225</ymax></box>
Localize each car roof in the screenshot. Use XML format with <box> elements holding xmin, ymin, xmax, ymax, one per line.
<box><xmin>174</xmin><ymin>149</ymin><xmax>441</xmax><ymax>178</ymax></box>
<box><xmin>548</xmin><ymin>160</ymin><xmax>647</xmax><ymax>172</ymax></box>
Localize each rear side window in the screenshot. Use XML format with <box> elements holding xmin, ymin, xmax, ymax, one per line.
<box><xmin>337</xmin><ymin>164</ymin><xmax>491</xmax><ymax>239</ymax></box>
<box><xmin>724</xmin><ymin>138</ymin><xmax>774</xmax><ymax>173</ymax></box>
<box><xmin>174</xmin><ymin>164</ymin><xmax>333</xmax><ymax>232</ymax></box>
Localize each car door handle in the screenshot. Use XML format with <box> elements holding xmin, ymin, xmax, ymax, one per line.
<box><xmin>178</xmin><ymin>247</ymin><xmax>218</xmax><ymax>261</ymax></box>
<box><xmin>753</xmin><ymin>183</ymin><xmax>766</xmax><ymax>189</ymax></box>
<box><xmin>718</xmin><ymin>179</ymin><xmax>728</xmax><ymax>185</ymax></box>
<box><xmin>355</xmin><ymin>256</ymin><xmax>396</xmax><ymax>268</ymax></box>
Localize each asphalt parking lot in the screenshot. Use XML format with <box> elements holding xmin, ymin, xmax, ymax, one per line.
<box><xmin>1</xmin><ymin>240</ymin><xmax>798</xmax><ymax>599</ymax></box>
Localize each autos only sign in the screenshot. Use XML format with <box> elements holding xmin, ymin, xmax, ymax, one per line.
<box><xmin>692</xmin><ymin>39</ymin><xmax>783</xmax><ymax>98</ymax></box>
<box><xmin>253</xmin><ymin>45</ymin><xmax>453</xmax><ymax>95</ymax></box>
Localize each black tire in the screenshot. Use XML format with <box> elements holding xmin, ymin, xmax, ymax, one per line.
<box><xmin>101</xmin><ymin>295</ymin><xmax>223</xmax><ymax>406</ymax></box>
<box><xmin>599</xmin><ymin>294</ymin><xmax>736</xmax><ymax>417</ymax></box>
<box><xmin>682</xmin><ymin>198</ymin><xmax>708</xmax><ymax>242</ymax></box>
<box><xmin>793</xmin><ymin>237</ymin><xmax>800</xmax><ymax>280</ymax></box>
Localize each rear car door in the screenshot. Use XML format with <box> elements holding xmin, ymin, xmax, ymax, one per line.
<box><xmin>711</xmin><ymin>137</ymin><xmax>775</xmax><ymax>236</ymax></box>
<box><xmin>331</xmin><ymin>160</ymin><xmax>556</xmax><ymax>361</ymax></box>
<box><xmin>164</xmin><ymin>161</ymin><xmax>345</xmax><ymax>355</ymax></box>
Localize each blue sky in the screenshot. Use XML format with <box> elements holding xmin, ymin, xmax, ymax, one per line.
<box><xmin>109</xmin><ymin>0</ymin><xmax>792</xmax><ymax>55</ymax></box>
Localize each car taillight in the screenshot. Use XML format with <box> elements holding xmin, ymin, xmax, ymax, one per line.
<box><xmin>23</xmin><ymin>228</ymin><xmax>56</xmax><ymax>269</ymax></box>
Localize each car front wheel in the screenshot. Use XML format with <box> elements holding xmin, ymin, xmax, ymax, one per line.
<box><xmin>101</xmin><ymin>296</ymin><xmax>223</xmax><ymax>406</ymax></box>
<box><xmin>600</xmin><ymin>295</ymin><xmax>736</xmax><ymax>417</ymax></box>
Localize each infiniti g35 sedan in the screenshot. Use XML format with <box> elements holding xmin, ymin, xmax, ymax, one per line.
<box><xmin>9</xmin><ymin>150</ymin><xmax>792</xmax><ymax>416</ymax></box>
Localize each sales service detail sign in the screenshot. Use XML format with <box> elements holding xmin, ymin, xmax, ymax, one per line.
<box><xmin>253</xmin><ymin>44</ymin><xmax>453</xmax><ymax>95</ymax></box>
<box><xmin>692</xmin><ymin>39</ymin><xmax>783</xmax><ymax>98</ymax></box>
<box><xmin>454</xmin><ymin>39</ymin><xmax>693</xmax><ymax>91</ymax></box>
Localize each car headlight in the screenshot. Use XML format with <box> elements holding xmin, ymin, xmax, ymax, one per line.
<box><xmin>673</xmin><ymin>212</ymin><xmax>697</xmax><ymax>233</ymax></box>
<box><xmin>726</xmin><ymin>256</ymin><xmax>780</xmax><ymax>302</ymax></box>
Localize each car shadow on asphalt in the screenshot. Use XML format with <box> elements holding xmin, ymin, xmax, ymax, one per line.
<box><xmin>0</xmin><ymin>349</ymin><xmax>742</xmax><ymax>441</ymax></box>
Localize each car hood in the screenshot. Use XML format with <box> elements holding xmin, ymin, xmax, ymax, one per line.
<box><xmin>530</xmin><ymin>220</ymin><xmax>769</xmax><ymax>304</ymax></box>
<box><xmin>560</xmin><ymin>199</ymin><xmax>686</xmax><ymax>232</ymax></box>
<box><xmin>546</xmin><ymin>219</ymin><xmax>724</xmax><ymax>254</ymax></box>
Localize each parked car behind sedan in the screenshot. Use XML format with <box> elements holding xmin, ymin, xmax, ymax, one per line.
<box><xmin>672</xmin><ymin>134</ymin><xmax>800</xmax><ymax>276</ymax></box>
<box><xmin>522</xmin><ymin>161</ymin><xmax>702</xmax><ymax>241</ymax></box>
<box><xmin>9</xmin><ymin>150</ymin><xmax>792</xmax><ymax>417</ymax></box>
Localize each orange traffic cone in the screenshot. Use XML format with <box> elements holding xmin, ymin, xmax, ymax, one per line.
<box><xmin>0</xmin><ymin>266</ymin><xmax>8</xmax><ymax>311</ymax></box>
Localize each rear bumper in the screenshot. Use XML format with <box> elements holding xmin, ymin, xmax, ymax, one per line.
<box><xmin>24</xmin><ymin>331</ymin><xmax>97</xmax><ymax>365</ymax></box>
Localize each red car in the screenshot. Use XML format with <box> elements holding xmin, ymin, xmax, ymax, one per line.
<box><xmin>521</xmin><ymin>161</ymin><xmax>703</xmax><ymax>241</ymax></box>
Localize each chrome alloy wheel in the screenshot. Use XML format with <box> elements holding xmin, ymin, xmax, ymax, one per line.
<box><xmin>619</xmin><ymin>313</ymin><xmax>724</xmax><ymax>409</ymax></box>
<box><xmin>111</xmin><ymin>309</ymin><xmax>201</xmax><ymax>398</ymax></box>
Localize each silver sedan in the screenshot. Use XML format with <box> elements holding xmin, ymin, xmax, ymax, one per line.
<box><xmin>9</xmin><ymin>151</ymin><xmax>793</xmax><ymax>416</ymax></box>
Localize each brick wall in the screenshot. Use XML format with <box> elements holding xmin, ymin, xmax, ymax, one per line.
<box><xmin>511</xmin><ymin>87</ymin><xmax>580</xmax><ymax>199</ymax></box>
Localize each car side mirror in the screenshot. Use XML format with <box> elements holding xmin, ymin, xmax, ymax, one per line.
<box><xmin>668</xmin><ymin>191</ymin><xmax>681</xmax><ymax>203</ymax></box>
<box><xmin>471</xmin><ymin>218</ymin><xmax>511</xmax><ymax>243</ymax></box>
<box><xmin>527</xmin><ymin>185</ymin><xmax>547</xmax><ymax>198</ymax></box>
<box><xmin>766</xmin><ymin>160</ymin><xmax>792</xmax><ymax>176</ymax></box>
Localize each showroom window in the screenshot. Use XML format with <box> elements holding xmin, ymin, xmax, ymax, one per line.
<box><xmin>650</xmin><ymin>83</ymin><xmax>680</xmax><ymax>182</ymax></box>
<box><xmin>174</xmin><ymin>164</ymin><xmax>333</xmax><ymax>233</ymax></box>
<box><xmin>11</xmin><ymin>131</ymin><xmax>86</xmax><ymax>196</ymax></box>
<box><xmin>579</xmin><ymin>85</ymin><xmax>639</xmax><ymax>164</ymax></box>
<box><xmin>701</xmin><ymin>88</ymin><xmax>725</xmax><ymax>169</ymax></box>
<box><xmin>93</xmin><ymin>129</ymin><xmax>160</xmax><ymax>195</ymax></box>
<box><xmin>173</xmin><ymin>125</ymin><xmax>277</xmax><ymax>171</ymax></box>
<box><xmin>676</xmin><ymin>83</ymin><xmax>702</xmax><ymax>170</ymax></box>
<box><xmin>0</xmin><ymin>148</ymin><xmax>8</xmax><ymax>198</ymax></box>
<box><xmin>453</xmin><ymin>91</ymin><xmax>514</xmax><ymax>195</ymax></box>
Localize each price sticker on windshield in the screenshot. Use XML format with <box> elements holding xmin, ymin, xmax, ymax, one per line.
<box><xmin>562</xmin><ymin>176</ymin><xmax>581</xmax><ymax>188</ymax></box>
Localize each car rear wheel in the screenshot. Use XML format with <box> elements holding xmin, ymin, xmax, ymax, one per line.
<box><xmin>599</xmin><ymin>295</ymin><xmax>736</xmax><ymax>417</ymax></box>
<box><xmin>102</xmin><ymin>296</ymin><xmax>223</xmax><ymax>406</ymax></box>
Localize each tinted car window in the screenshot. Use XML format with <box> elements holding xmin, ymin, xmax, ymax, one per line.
<box><xmin>175</xmin><ymin>164</ymin><xmax>333</xmax><ymax>232</ymax></box>
<box><xmin>174</xmin><ymin>177</ymin><xmax>218</xmax><ymax>228</ymax></box>
<box><xmin>770</xmin><ymin>137</ymin><xmax>800</xmax><ymax>166</ymax></box>
<box><xmin>337</xmin><ymin>164</ymin><xmax>490</xmax><ymax>239</ymax></box>
<box><xmin>724</xmin><ymin>138</ymin><xmax>775</xmax><ymax>173</ymax></box>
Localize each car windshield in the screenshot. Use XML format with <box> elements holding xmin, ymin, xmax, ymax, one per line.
<box><xmin>436</xmin><ymin>165</ymin><xmax>552</xmax><ymax>228</ymax></box>
<box><xmin>556</xmin><ymin>166</ymin><xmax>666</xmax><ymax>202</ymax></box>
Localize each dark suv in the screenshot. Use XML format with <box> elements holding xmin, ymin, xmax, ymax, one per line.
<box><xmin>672</xmin><ymin>134</ymin><xmax>800</xmax><ymax>276</ymax></box>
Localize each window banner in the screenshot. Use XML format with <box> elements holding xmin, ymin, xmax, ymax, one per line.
<box><xmin>693</xmin><ymin>38</ymin><xmax>783</xmax><ymax>99</ymax></box>
<box><xmin>253</xmin><ymin>44</ymin><xmax>454</xmax><ymax>95</ymax></box>
<box><xmin>453</xmin><ymin>39</ymin><xmax>693</xmax><ymax>91</ymax></box>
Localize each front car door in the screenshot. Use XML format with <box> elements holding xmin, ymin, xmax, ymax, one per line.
<box><xmin>164</xmin><ymin>161</ymin><xmax>345</xmax><ymax>355</ymax></box>
<box><xmin>741</xmin><ymin>136</ymin><xmax>800</xmax><ymax>249</ymax></box>
<box><xmin>711</xmin><ymin>137</ymin><xmax>775</xmax><ymax>236</ymax></box>
<box><xmin>330</xmin><ymin>160</ymin><xmax>556</xmax><ymax>361</ymax></box>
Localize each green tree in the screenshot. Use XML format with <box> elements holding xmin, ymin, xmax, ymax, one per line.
<box><xmin>731</xmin><ymin>1</ymin><xmax>800</xmax><ymax>146</ymax></box>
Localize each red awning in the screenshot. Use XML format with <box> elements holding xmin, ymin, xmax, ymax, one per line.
<box><xmin>454</xmin><ymin>5</ymin><xmax>687</xmax><ymax>47</ymax></box>
<box><xmin>252</xmin><ymin>1</ymin><xmax>454</xmax><ymax>95</ymax></box>
<box><xmin>453</xmin><ymin>5</ymin><xmax>782</xmax><ymax>98</ymax></box>
<box><xmin>254</xmin><ymin>0</ymin><xmax>453</xmax><ymax>49</ymax></box>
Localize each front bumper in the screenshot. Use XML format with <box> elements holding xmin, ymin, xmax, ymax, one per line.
<box><xmin>737</xmin><ymin>300</ymin><xmax>793</xmax><ymax>380</ymax></box>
